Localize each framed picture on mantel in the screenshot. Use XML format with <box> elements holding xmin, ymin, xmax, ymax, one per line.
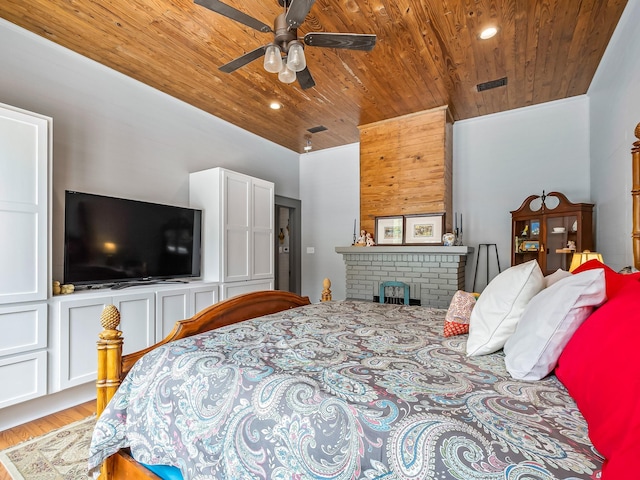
<box><xmin>375</xmin><ymin>216</ymin><xmax>404</xmax><ymax>245</ymax></box>
<box><xmin>404</xmin><ymin>213</ymin><xmax>445</xmax><ymax>245</ymax></box>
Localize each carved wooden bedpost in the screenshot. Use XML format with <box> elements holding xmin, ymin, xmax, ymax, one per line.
<box><xmin>97</xmin><ymin>305</ymin><xmax>123</xmax><ymax>416</ymax></box>
<box><xmin>321</xmin><ymin>278</ymin><xmax>332</xmax><ymax>301</ymax></box>
<box><xmin>97</xmin><ymin>304</ymin><xmax>123</xmax><ymax>479</ymax></box>
<box><xmin>633</xmin><ymin>123</ymin><xmax>640</xmax><ymax>271</ymax></box>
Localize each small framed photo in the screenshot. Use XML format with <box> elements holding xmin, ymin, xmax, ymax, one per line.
<box><xmin>375</xmin><ymin>216</ymin><xmax>404</xmax><ymax>245</ymax></box>
<box><xmin>523</xmin><ymin>240</ymin><xmax>539</xmax><ymax>251</ymax></box>
<box><xmin>530</xmin><ymin>220</ymin><xmax>540</xmax><ymax>237</ymax></box>
<box><xmin>404</xmin><ymin>213</ymin><xmax>445</xmax><ymax>245</ymax></box>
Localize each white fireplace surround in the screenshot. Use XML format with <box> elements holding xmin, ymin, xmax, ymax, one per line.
<box><xmin>335</xmin><ymin>245</ymin><xmax>474</xmax><ymax>309</ymax></box>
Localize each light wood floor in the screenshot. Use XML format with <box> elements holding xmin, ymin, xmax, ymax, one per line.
<box><xmin>0</xmin><ymin>400</ymin><xmax>95</xmax><ymax>478</ymax></box>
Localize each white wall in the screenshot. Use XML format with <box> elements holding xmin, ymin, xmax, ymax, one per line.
<box><xmin>454</xmin><ymin>96</ymin><xmax>591</xmax><ymax>289</ymax></box>
<box><xmin>588</xmin><ymin>0</ymin><xmax>640</xmax><ymax>270</ymax></box>
<box><xmin>300</xmin><ymin>143</ymin><xmax>360</xmax><ymax>301</ymax></box>
<box><xmin>0</xmin><ymin>19</ymin><xmax>300</xmax><ymax>281</ymax></box>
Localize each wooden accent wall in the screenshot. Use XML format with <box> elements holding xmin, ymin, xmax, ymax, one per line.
<box><xmin>358</xmin><ymin>106</ymin><xmax>453</xmax><ymax>237</ymax></box>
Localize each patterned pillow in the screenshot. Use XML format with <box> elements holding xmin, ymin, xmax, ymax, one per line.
<box><xmin>444</xmin><ymin>290</ymin><xmax>478</xmax><ymax>337</ymax></box>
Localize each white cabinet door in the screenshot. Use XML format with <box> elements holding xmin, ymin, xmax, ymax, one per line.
<box><xmin>0</xmin><ymin>303</ymin><xmax>48</xmax><ymax>408</ymax></box>
<box><xmin>0</xmin><ymin>351</ymin><xmax>47</xmax><ymax>409</ymax></box>
<box><xmin>251</xmin><ymin>178</ymin><xmax>274</xmax><ymax>279</ymax></box>
<box><xmin>55</xmin><ymin>296</ymin><xmax>107</xmax><ymax>390</ymax></box>
<box><xmin>52</xmin><ymin>291</ymin><xmax>155</xmax><ymax>391</ymax></box>
<box><xmin>221</xmin><ymin>279</ymin><xmax>274</xmax><ymax>300</ymax></box>
<box><xmin>114</xmin><ymin>293</ymin><xmax>156</xmax><ymax>355</ymax></box>
<box><xmin>0</xmin><ymin>303</ymin><xmax>47</xmax><ymax>357</ymax></box>
<box><xmin>156</xmin><ymin>288</ymin><xmax>190</xmax><ymax>340</ymax></box>
<box><xmin>190</xmin><ymin>284</ymin><xmax>219</xmax><ymax>316</ymax></box>
<box><xmin>224</xmin><ymin>170</ymin><xmax>251</xmax><ymax>282</ymax></box>
<box><xmin>0</xmin><ymin>104</ymin><xmax>51</xmax><ymax>304</ymax></box>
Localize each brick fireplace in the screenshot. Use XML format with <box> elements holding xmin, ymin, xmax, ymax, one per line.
<box><xmin>335</xmin><ymin>245</ymin><xmax>473</xmax><ymax>309</ymax></box>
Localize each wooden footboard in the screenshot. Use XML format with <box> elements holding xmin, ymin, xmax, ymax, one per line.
<box><xmin>96</xmin><ymin>289</ymin><xmax>316</xmax><ymax>479</ymax></box>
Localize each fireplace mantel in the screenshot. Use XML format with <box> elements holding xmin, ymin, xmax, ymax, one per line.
<box><xmin>335</xmin><ymin>245</ymin><xmax>474</xmax><ymax>308</ymax></box>
<box><xmin>335</xmin><ymin>245</ymin><xmax>473</xmax><ymax>255</ymax></box>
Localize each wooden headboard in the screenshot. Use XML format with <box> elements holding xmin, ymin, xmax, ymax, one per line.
<box><xmin>633</xmin><ymin>123</ymin><xmax>640</xmax><ymax>271</ymax></box>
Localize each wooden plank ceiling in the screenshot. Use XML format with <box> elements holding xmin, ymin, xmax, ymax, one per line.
<box><xmin>0</xmin><ymin>0</ymin><xmax>627</xmax><ymax>153</ymax></box>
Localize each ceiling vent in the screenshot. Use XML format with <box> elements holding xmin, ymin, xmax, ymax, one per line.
<box><xmin>477</xmin><ymin>77</ymin><xmax>508</xmax><ymax>92</ymax></box>
<box><xmin>307</xmin><ymin>125</ymin><xmax>328</xmax><ymax>134</ymax></box>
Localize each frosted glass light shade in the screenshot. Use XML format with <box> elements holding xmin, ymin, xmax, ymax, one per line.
<box><xmin>286</xmin><ymin>41</ymin><xmax>306</xmax><ymax>72</ymax></box>
<box><xmin>263</xmin><ymin>45</ymin><xmax>283</xmax><ymax>73</ymax></box>
<box><xmin>278</xmin><ymin>64</ymin><xmax>296</xmax><ymax>84</ymax></box>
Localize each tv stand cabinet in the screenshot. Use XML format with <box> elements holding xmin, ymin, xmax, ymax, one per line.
<box><xmin>48</xmin><ymin>281</ymin><xmax>218</xmax><ymax>393</ymax></box>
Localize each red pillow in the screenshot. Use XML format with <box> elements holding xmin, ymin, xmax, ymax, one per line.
<box><xmin>555</xmin><ymin>281</ymin><xmax>640</xmax><ymax>478</ymax></box>
<box><xmin>571</xmin><ymin>259</ymin><xmax>640</xmax><ymax>299</ymax></box>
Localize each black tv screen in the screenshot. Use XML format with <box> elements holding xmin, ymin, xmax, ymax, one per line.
<box><xmin>64</xmin><ymin>190</ymin><xmax>202</xmax><ymax>285</ymax></box>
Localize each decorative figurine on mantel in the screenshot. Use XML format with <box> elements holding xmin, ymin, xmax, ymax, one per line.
<box><xmin>355</xmin><ymin>229</ymin><xmax>367</xmax><ymax>246</ymax></box>
<box><xmin>366</xmin><ymin>232</ymin><xmax>375</xmax><ymax>246</ymax></box>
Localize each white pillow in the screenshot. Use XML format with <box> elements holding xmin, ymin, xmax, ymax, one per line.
<box><xmin>467</xmin><ymin>260</ymin><xmax>544</xmax><ymax>356</ymax></box>
<box><xmin>544</xmin><ymin>268</ymin><xmax>571</xmax><ymax>288</ymax></box>
<box><xmin>503</xmin><ymin>269</ymin><xmax>606</xmax><ymax>380</ymax></box>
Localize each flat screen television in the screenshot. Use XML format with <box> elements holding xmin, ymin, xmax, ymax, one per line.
<box><xmin>64</xmin><ymin>190</ymin><xmax>202</xmax><ymax>286</ymax></box>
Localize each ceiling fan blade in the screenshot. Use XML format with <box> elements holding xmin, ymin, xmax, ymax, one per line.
<box><xmin>219</xmin><ymin>46</ymin><xmax>267</xmax><ymax>73</ymax></box>
<box><xmin>296</xmin><ymin>67</ymin><xmax>316</xmax><ymax>90</ymax></box>
<box><xmin>285</xmin><ymin>0</ymin><xmax>315</xmax><ymax>28</ymax></box>
<box><xmin>195</xmin><ymin>0</ymin><xmax>273</xmax><ymax>33</ymax></box>
<box><xmin>303</xmin><ymin>32</ymin><xmax>377</xmax><ymax>51</ymax></box>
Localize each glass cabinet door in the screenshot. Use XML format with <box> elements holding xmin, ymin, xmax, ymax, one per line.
<box><xmin>545</xmin><ymin>215</ymin><xmax>578</xmax><ymax>272</ymax></box>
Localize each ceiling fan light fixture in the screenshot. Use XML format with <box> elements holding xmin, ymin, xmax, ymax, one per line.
<box><xmin>278</xmin><ymin>62</ymin><xmax>297</xmax><ymax>84</ymax></box>
<box><xmin>264</xmin><ymin>44</ymin><xmax>283</xmax><ymax>73</ymax></box>
<box><xmin>286</xmin><ymin>41</ymin><xmax>306</xmax><ymax>72</ymax></box>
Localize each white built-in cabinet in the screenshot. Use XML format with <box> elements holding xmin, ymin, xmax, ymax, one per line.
<box><xmin>49</xmin><ymin>282</ymin><xmax>218</xmax><ymax>392</ymax></box>
<box><xmin>0</xmin><ymin>103</ymin><xmax>51</xmax><ymax>409</ymax></box>
<box><xmin>189</xmin><ymin>167</ymin><xmax>274</xmax><ymax>299</ymax></box>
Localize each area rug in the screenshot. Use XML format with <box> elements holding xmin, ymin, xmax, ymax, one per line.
<box><xmin>0</xmin><ymin>416</ymin><xmax>95</xmax><ymax>480</ymax></box>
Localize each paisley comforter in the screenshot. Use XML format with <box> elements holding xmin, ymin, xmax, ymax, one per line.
<box><xmin>88</xmin><ymin>300</ymin><xmax>602</xmax><ymax>479</ymax></box>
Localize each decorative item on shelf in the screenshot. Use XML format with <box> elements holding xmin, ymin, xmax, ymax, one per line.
<box><xmin>355</xmin><ymin>229</ymin><xmax>367</xmax><ymax>246</ymax></box>
<box><xmin>530</xmin><ymin>220</ymin><xmax>540</xmax><ymax>236</ymax></box>
<box><xmin>553</xmin><ymin>227</ymin><xmax>566</xmax><ymax>233</ymax></box>
<box><xmin>365</xmin><ymin>232</ymin><xmax>375</xmax><ymax>246</ymax></box>
<box><xmin>569</xmin><ymin>250</ymin><xmax>604</xmax><ymax>272</ymax></box>
<box><xmin>454</xmin><ymin>212</ymin><xmax>463</xmax><ymax>245</ymax></box>
<box><xmin>571</xmin><ymin>220</ymin><xmax>578</xmax><ymax>232</ymax></box>
<box><xmin>522</xmin><ymin>240</ymin><xmax>539</xmax><ymax>252</ymax></box>
<box><xmin>53</xmin><ymin>281</ymin><xmax>75</xmax><ymax>295</ymax></box>
<box><xmin>352</xmin><ymin>219</ymin><xmax>357</xmax><ymax>245</ymax></box>
<box><xmin>520</xmin><ymin>224</ymin><xmax>529</xmax><ymax>237</ymax></box>
<box><xmin>567</xmin><ymin>240</ymin><xmax>576</xmax><ymax>251</ymax></box>
<box><xmin>443</xmin><ymin>232</ymin><xmax>456</xmax><ymax>246</ymax></box>
<box><xmin>404</xmin><ymin>213</ymin><xmax>444</xmax><ymax>245</ymax></box>
<box><xmin>375</xmin><ymin>216</ymin><xmax>404</xmax><ymax>245</ymax></box>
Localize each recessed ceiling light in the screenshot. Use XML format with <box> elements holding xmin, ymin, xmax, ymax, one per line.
<box><xmin>269</xmin><ymin>102</ymin><xmax>281</xmax><ymax>110</ymax></box>
<box><xmin>480</xmin><ymin>27</ymin><xmax>498</xmax><ymax>40</ymax></box>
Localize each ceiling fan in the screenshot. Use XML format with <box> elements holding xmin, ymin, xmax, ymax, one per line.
<box><xmin>195</xmin><ymin>0</ymin><xmax>377</xmax><ymax>89</ymax></box>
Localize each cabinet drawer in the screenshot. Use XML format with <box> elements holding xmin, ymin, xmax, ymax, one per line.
<box><xmin>0</xmin><ymin>351</ymin><xmax>47</xmax><ymax>408</ymax></box>
<box><xmin>221</xmin><ymin>279</ymin><xmax>273</xmax><ymax>300</ymax></box>
<box><xmin>0</xmin><ymin>303</ymin><xmax>47</xmax><ymax>357</ymax></box>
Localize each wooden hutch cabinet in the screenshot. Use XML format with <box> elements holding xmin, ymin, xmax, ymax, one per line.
<box><xmin>511</xmin><ymin>192</ymin><xmax>594</xmax><ymax>275</ymax></box>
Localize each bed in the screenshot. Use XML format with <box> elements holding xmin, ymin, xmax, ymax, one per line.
<box><xmin>89</xmin><ymin>125</ymin><xmax>640</xmax><ymax>479</ymax></box>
